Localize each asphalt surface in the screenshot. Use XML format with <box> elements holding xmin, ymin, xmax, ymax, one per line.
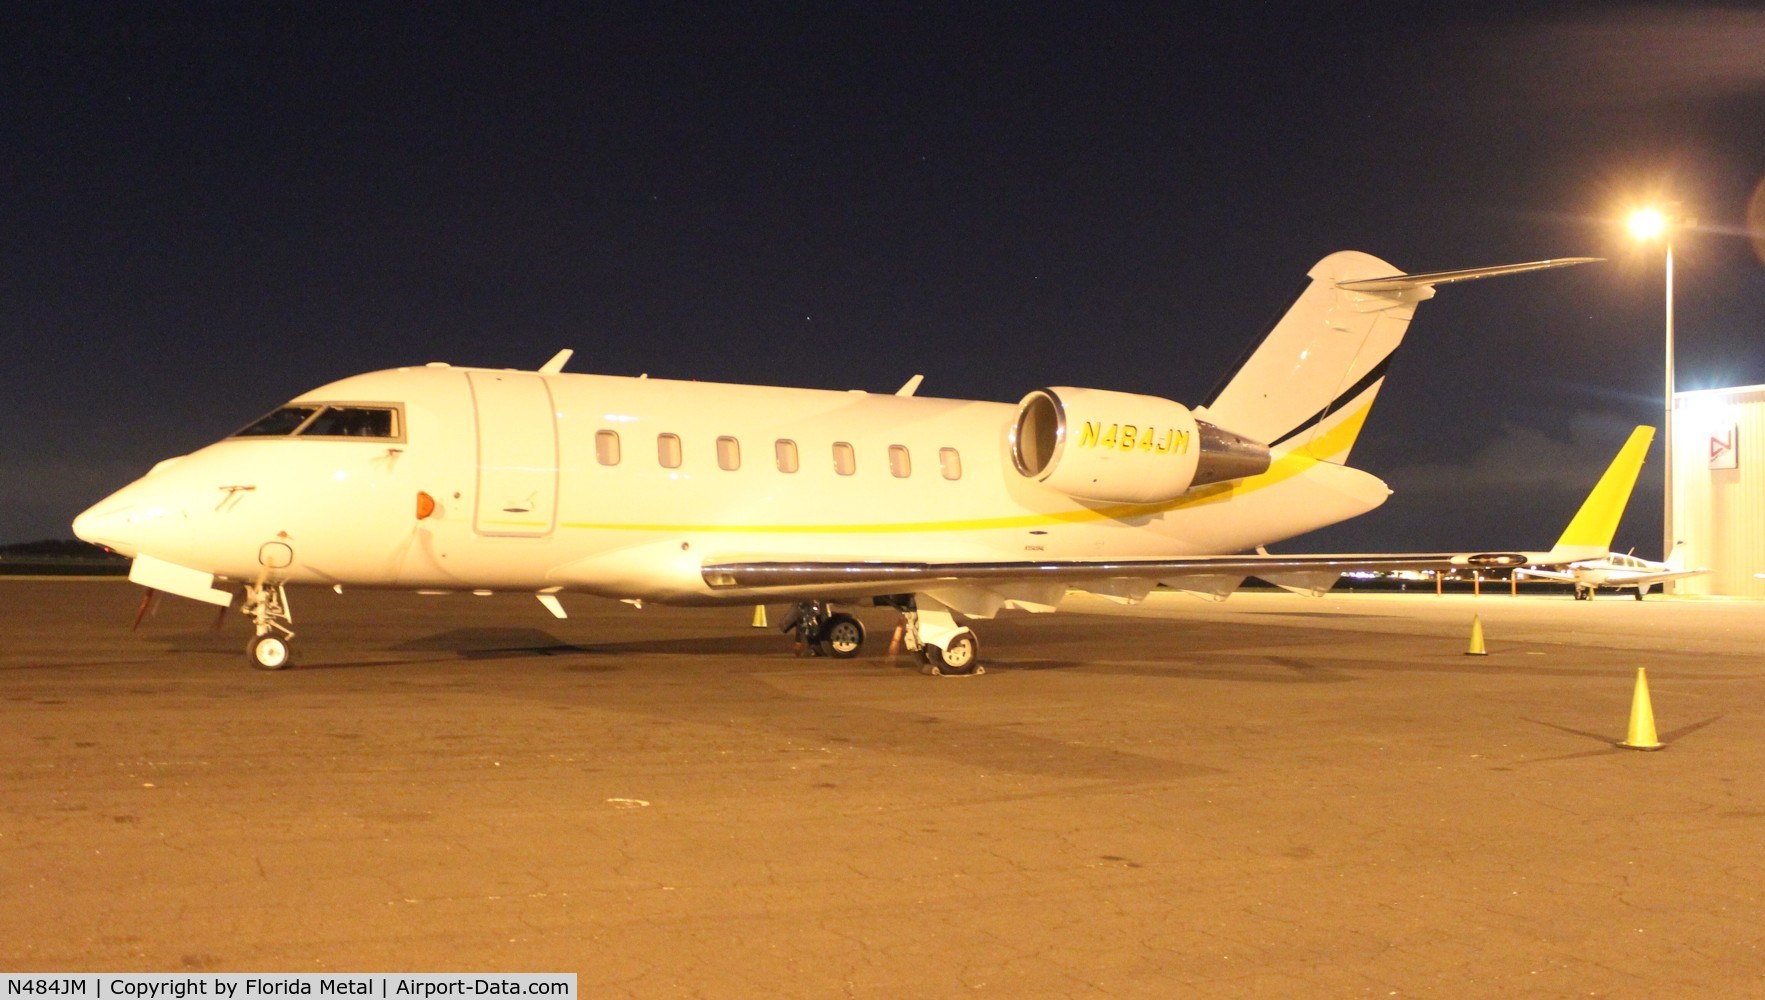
<box><xmin>4</xmin><ymin>579</ymin><xmax>1764</xmax><ymax>997</ymax></box>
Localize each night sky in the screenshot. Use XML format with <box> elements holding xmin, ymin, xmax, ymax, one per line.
<box><xmin>7</xmin><ymin>4</ymin><xmax>1765</xmax><ymax>557</ymax></box>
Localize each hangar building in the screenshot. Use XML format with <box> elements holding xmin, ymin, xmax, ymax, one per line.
<box><xmin>1672</xmin><ymin>383</ymin><xmax>1765</xmax><ymax>597</ymax></box>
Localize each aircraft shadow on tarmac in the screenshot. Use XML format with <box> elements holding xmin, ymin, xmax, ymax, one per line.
<box><xmin>343</xmin><ymin>620</ymin><xmax>1377</xmax><ymax>677</ymax></box>
<box><xmin>155</xmin><ymin>618</ymin><xmax>1651</xmax><ymax>688</ymax></box>
<box><xmin>390</xmin><ymin>627</ymin><xmax>789</xmax><ymax>659</ymax></box>
<box><xmin>1231</xmin><ymin>610</ymin><xmax>1398</xmax><ymax>620</ymax></box>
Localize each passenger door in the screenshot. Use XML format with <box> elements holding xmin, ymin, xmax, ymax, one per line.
<box><xmin>468</xmin><ymin>371</ymin><xmax>558</xmax><ymax>537</ymax></box>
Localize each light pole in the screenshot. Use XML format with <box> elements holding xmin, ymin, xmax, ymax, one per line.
<box><xmin>1627</xmin><ymin>206</ymin><xmax>1678</xmax><ymax>575</ymax></box>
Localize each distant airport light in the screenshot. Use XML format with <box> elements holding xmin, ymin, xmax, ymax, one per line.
<box><xmin>1625</xmin><ymin>200</ymin><xmax>1689</xmax><ymax>575</ymax></box>
<box><xmin>1628</xmin><ymin>208</ymin><xmax>1667</xmax><ymax>240</ymax></box>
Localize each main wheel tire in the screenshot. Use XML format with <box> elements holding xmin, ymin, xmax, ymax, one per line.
<box><xmin>823</xmin><ymin>613</ymin><xmax>865</xmax><ymax>658</ymax></box>
<box><xmin>926</xmin><ymin>631</ymin><xmax>979</xmax><ymax>675</ymax></box>
<box><xmin>249</xmin><ymin>634</ymin><xmax>293</xmax><ymax>671</ymax></box>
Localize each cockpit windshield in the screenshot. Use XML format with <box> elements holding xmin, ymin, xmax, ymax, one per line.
<box><xmin>232</xmin><ymin>404</ymin><xmax>404</xmax><ymax>441</ymax></box>
<box><xmin>235</xmin><ymin>406</ymin><xmax>322</xmax><ymax>437</ymax></box>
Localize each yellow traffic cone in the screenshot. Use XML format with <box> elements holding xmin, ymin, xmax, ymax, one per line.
<box><xmin>751</xmin><ymin>604</ymin><xmax>768</xmax><ymax>628</ymax></box>
<box><xmin>1619</xmin><ymin>667</ymin><xmax>1663</xmax><ymax>750</ymax></box>
<box><xmin>1465</xmin><ymin>615</ymin><xmax>1487</xmax><ymax>656</ymax></box>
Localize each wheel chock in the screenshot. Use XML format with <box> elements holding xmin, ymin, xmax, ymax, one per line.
<box><xmin>751</xmin><ymin>604</ymin><xmax>768</xmax><ymax>628</ymax></box>
<box><xmin>1465</xmin><ymin>615</ymin><xmax>1488</xmax><ymax>656</ymax></box>
<box><xmin>1619</xmin><ymin>666</ymin><xmax>1664</xmax><ymax>751</ymax></box>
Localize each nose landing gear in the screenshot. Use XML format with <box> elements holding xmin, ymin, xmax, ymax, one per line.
<box><xmin>242</xmin><ymin>581</ymin><xmax>296</xmax><ymax>670</ymax></box>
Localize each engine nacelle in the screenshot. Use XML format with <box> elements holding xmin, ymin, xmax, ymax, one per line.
<box><xmin>1010</xmin><ymin>386</ymin><xmax>1271</xmax><ymax>504</ymax></box>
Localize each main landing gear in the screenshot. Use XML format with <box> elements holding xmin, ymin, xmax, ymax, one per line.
<box><xmin>782</xmin><ymin>595</ymin><xmax>982</xmax><ymax>675</ymax></box>
<box><xmin>779</xmin><ymin>600</ymin><xmax>866</xmax><ymax>659</ymax></box>
<box><xmin>242</xmin><ymin>581</ymin><xmax>296</xmax><ymax>670</ymax></box>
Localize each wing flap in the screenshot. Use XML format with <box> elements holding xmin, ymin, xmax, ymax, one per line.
<box><xmin>1259</xmin><ymin>570</ymin><xmax>1344</xmax><ymax>597</ymax></box>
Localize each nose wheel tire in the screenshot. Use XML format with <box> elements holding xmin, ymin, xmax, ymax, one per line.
<box><xmin>249</xmin><ymin>634</ymin><xmax>293</xmax><ymax>671</ymax></box>
<box><xmin>924</xmin><ymin>631</ymin><xmax>980</xmax><ymax>675</ymax></box>
<box><xmin>823</xmin><ymin>613</ymin><xmax>865</xmax><ymax>658</ymax></box>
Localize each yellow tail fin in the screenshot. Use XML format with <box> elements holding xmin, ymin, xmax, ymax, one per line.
<box><xmin>1553</xmin><ymin>426</ymin><xmax>1655</xmax><ymax>550</ymax></box>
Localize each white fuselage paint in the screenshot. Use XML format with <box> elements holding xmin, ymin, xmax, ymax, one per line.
<box><xmin>73</xmin><ymin>365</ymin><xmax>1392</xmax><ymax>605</ymax></box>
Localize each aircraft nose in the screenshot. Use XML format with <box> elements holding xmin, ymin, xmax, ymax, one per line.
<box><xmin>72</xmin><ymin>495</ymin><xmax>142</xmax><ymax>557</ymax></box>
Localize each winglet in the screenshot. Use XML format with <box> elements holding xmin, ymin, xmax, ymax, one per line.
<box><xmin>538</xmin><ymin>349</ymin><xmax>574</xmax><ymax>374</ymax></box>
<box><xmin>896</xmin><ymin>374</ymin><xmax>925</xmax><ymax>397</ymax></box>
<box><xmin>1550</xmin><ymin>426</ymin><xmax>1655</xmax><ymax>553</ymax></box>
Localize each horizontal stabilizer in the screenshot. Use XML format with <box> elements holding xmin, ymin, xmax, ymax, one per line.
<box><xmin>1336</xmin><ymin>258</ymin><xmax>1601</xmax><ymax>292</ymax></box>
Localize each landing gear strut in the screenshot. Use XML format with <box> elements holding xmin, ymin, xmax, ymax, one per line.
<box><xmin>881</xmin><ymin>594</ymin><xmax>982</xmax><ymax>676</ymax></box>
<box><xmin>242</xmin><ymin>581</ymin><xmax>296</xmax><ymax>670</ymax></box>
<box><xmin>780</xmin><ymin>601</ymin><xmax>866</xmax><ymax>659</ymax></box>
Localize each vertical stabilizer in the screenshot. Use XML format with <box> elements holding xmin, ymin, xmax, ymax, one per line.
<box><xmin>1198</xmin><ymin>252</ymin><xmax>1599</xmax><ymax>466</ymax></box>
<box><xmin>1551</xmin><ymin>426</ymin><xmax>1655</xmax><ymax>553</ymax></box>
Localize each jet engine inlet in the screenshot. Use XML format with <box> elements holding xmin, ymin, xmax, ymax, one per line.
<box><xmin>1010</xmin><ymin>386</ymin><xmax>1270</xmax><ymax>504</ymax></box>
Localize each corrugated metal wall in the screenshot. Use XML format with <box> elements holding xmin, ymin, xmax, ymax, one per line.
<box><xmin>1673</xmin><ymin>385</ymin><xmax>1765</xmax><ymax>598</ymax></box>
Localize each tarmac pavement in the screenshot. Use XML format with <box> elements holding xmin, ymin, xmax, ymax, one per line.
<box><xmin>3</xmin><ymin>579</ymin><xmax>1763</xmax><ymax>997</ymax></box>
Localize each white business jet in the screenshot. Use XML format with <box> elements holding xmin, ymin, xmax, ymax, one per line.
<box><xmin>74</xmin><ymin>250</ymin><xmax>1605</xmax><ymax>672</ymax></box>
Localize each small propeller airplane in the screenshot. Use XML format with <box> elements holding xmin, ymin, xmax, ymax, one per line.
<box><xmin>1517</xmin><ymin>545</ymin><xmax>1709</xmax><ymax>601</ymax></box>
<box><xmin>1502</xmin><ymin>426</ymin><xmax>1709</xmax><ymax>599</ymax></box>
<box><xmin>76</xmin><ymin>250</ymin><xmax>1616</xmax><ymax>673</ymax></box>
<box><xmin>1516</xmin><ymin>551</ymin><xmax>1710</xmax><ymax>600</ymax></box>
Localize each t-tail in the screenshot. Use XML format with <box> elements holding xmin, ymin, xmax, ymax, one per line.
<box><xmin>1197</xmin><ymin>252</ymin><xmax>1599</xmax><ymax>465</ymax></box>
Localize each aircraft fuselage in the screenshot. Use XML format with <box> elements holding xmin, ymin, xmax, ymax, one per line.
<box><xmin>73</xmin><ymin>364</ymin><xmax>1389</xmax><ymax>605</ymax></box>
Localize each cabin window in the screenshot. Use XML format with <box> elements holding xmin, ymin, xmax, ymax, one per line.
<box><xmin>657</xmin><ymin>433</ymin><xmax>682</xmax><ymax>469</ymax></box>
<box><xmin>888</xmin><ymin>444</ymin><xmax>911</xmax><ymax>478</ymax></box>
<box><xmin>940</xmin><ymin>447</ymin><xmax>962</xmax><ymax>480</ymax></box>
<box><xmin>833</xmin><ymin>442</ymin><xmax>856</xmax><ymax>476</ymax></box>
<box><xmin>595</xmin><ymin>430</ymin><xmax>621</xmax><ymax>466</ymax></box>
<box><xmin>717</xmin><ymin>436</ymin><xmax>741</xmax><ymax>471</ymax></box>
<box><xmin>775</xmin><ymin>439</ymin><xmax>799</xmax><ymax>473</ymax></box>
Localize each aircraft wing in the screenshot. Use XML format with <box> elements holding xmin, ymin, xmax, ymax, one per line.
<box><xmin>1513</xmin><ymin>567</ymin><xmax>1579</xmax><ymax>584</ymax></box>
<box><xmin>701</xmin><ymin>548</ymin><xmax>1592</xmax><ymax>616</ymax></box>
<box><xmin>1618</xmin><ymin>568</ymin><xmax>1711</xmax><ymax>586</ymax></box>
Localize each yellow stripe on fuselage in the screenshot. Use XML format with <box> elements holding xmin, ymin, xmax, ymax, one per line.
<box><xmin>555</xmin><ymin>401</ymin><xmax>1373</xmax><ymax>536</ymax></box>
